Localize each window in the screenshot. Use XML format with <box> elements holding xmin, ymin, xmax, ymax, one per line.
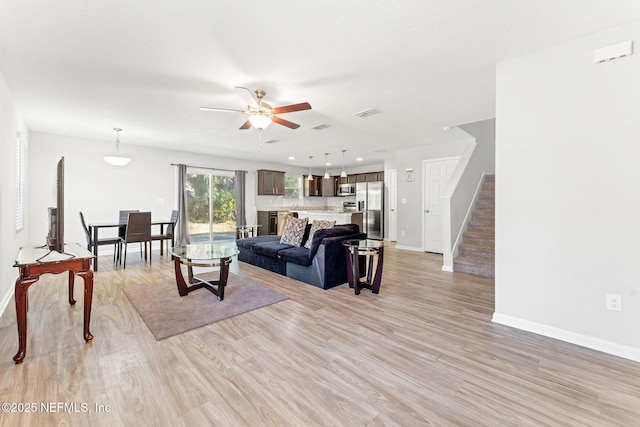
<box><xmin>284</xmin><ymin>175</ymin><xmax>301</xmax><ymax>198</ymax></box>
<box><xmin>186</xmin><ymin>168</ymin><xmax>236</xmax><ymax>242</ymax></box>
<box><xmin>16</xmin><ymin>135</ymin><xmax>25</xmax><ymax>231</ymax></box>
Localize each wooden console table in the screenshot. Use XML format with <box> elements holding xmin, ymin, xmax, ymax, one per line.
<box><xmin>12</xmin><ymin>243</ymin><xmax>95</xmax><ymax>364</ymax></box>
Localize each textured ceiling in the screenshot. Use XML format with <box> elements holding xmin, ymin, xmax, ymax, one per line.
<box><xmin>1</xmin><ymin>0</ymin><xmax>639</xmax><ymax>168</ymax></box>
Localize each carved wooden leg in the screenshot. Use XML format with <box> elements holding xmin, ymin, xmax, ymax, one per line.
<box><xmin>68</xmin><ymin>271</ymin><xmax>76</xmax><ymax>305</ymax></box>
<box><xmin>75</xmin><ymin>269</ymin><xmax>94</xmax><ymax>342</ymax></box>
<box><xmin>13</xmin><ymin>276</ymin><xmax>39</xmax><ymax>364</ymax></box>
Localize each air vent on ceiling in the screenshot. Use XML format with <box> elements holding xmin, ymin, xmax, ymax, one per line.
<box><xmin>263</xmin><ymin>139</ymin><xmax>278</xmax><ymax>144</ymax></box>
<box><xmin>354</xmin><ymin>108</ymin><xmax>379</xmax><ymax>118</ymax></box>
<box><xmin>311</xmin><ymin>123</ymin><xmax>329</xmax><ymax>130</ymax></box>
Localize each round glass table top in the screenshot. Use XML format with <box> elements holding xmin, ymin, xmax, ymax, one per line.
<box><xmin>342</xmin><ymin>239</ymin><xmax>387</xmax><ymax>249</ymax></box>
<box><xmin>171</xmin><ymin>242</ymin><xmax>239</xmax><ymax>261</ymax></box>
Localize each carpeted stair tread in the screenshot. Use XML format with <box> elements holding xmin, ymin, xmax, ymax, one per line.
<box><xmin>454</xmin><ymin>174</ymin><xmax>495</xmax><ymax>278</ymax></box>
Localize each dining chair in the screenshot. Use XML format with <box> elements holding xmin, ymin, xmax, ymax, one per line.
<box><xmin>79</xmin><ymin>211</ymin><xmax>120</xmax><ymax>265</ymax></box>
<box><xmin>119</xmin><ymin>211</ymin><xmax>152</xmax><ymax>268</ymax></box>
<box><xmin>151</xmin><ymin>209</ymin><xmax>178</xmax><ymax>256</ymax></box>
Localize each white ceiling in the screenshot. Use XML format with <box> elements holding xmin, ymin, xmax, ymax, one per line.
<box><xmin>1</xmin><ymin>1</ymin><xmax>639</xmax><ymax>168</ymax></box>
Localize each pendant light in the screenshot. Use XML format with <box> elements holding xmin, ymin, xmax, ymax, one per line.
<box><xmin>307</xmin><ymin>156</ymin><xmax>313</xmax><ymax>181</ymax></box>
<box><xmin>104</xmin><ymin>128</ymin><xmax>131</xmax><ymax>166</ymax></box>
<box><xmin>323</xmin><ymin>153</ymin><xmax>330</xmax><ymax>180</ymax></box>
<box><xmin>340</xmin><ymin>149</ymin><xmax>348</xmax><ymax>178</ymax></box>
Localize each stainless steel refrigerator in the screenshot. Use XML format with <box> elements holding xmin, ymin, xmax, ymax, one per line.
<box><xmin>356</xmin><ymin>181</ymin><xmax>383</xmax><ymax>239</ymax></box>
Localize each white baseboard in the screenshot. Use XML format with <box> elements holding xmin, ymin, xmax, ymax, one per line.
<box><xmin>492</xmin><ymin>312</ymin><xmax>640</xmax><ymax>363</ymax></box>
<box><xmin>394</xmin><ymin>245</ymin><xmax>423</xmax><ymax>252</ymax></box>
<box><xmin>441</xmin><ymin>264</ymin><xmax>453</xmax><ymax>272</ymax></box>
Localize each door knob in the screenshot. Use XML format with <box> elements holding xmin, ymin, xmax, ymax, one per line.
<box><xmin>425</xmin><ymin>209</ymin><xmax>430</xmax><ymax>213</ymax></box>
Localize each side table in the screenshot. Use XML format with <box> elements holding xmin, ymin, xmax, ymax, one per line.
<box><xmin>342</xmin><ymin>239</ymin><xmax>387</xmax><ymax>295</ymax></box>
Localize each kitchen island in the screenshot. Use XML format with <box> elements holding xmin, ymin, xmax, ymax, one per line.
<box><xmin>293</xmin><ymin>210</ymin><xmax>363</xmax><ymax>232</ymax></box>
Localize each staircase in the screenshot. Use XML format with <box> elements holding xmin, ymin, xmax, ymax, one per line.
<box><xmin>453</xmin><ymin>174</ymin><xmax>494</xmax><ymax>278</ymax></box>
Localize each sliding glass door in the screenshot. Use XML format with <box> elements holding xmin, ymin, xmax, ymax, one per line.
<box><xmin>186</xmin><ymin>168</ymin><xmax>236</xmax><ymax>242</ymax></box>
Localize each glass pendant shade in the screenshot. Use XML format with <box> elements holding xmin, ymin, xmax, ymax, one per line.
<box><xmin>307</xmin><ymin>156</ymin><xmax>313</xmax><ymax>180</ymax></box>
<box><xmin>340</xmin><ymin>149</ymin><xmax>348</xmax><ymax>178</ymax></box>
<box><xmin>324</xmin><ymin>153</ymin><xmax>330</xmax><ymax>180</ymax></box>
<box><xmin>104</xmin><ymin>128</ymin><xmax>131</xmax><ymax>166</ymax></box>
<box><xmin>249</xmin><ymin>114</ymin><xmax>271</xmax><ymax>130</ymax></box>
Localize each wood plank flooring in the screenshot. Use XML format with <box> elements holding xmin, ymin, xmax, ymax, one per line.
<box><xmin>0</xmin><ymin>244</ymin><xmax>639</xmax><ymax>426</ymax></box>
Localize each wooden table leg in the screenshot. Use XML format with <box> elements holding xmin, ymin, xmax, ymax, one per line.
<box><xmin>75</xmin><ymin>269</ymin><xmax>94</xmax><ymax>342</ymax></box>
<box><xmin>13</xmin><ymin>276</ymin><xmax>39</xmax><ymax>364</ymax></box>
<box><xmin>68</xmin><ymin>271</ymin><xmax>76</xmax><ymax>305</ymax></box>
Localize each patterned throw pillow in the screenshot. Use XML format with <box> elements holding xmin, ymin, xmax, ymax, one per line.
<box><xmin>304</xmin><ymin>220</ymin><xmax>336</xmax><ymax>248</ymax></box>
<box><xmin>280</xmin><ymin>216</ymin><xmax>309</xmax><ymax>247</ymax></box>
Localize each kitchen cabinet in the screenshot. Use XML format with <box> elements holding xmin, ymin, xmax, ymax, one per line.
<box><xmin>257</xmin><ymin>169</ymin><xmax>285</xmax><ymax>195</ymax></box>
<box><xmin>303</xmin><ymin>175</ymin><xmax>323</xmax><ymax>197</ymax></box>
<box><xmin>366</xmin><ymin>172</ymin><xmax>384</xmax><ymax>182</ymax></box>
<box><xmin>321</xmin><ymin>176</ymin><xmax>339</xmax><ymax>197</ymax></box>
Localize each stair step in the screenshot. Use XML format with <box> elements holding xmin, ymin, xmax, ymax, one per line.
<box><xmin>453</xmin><ymin>257</ymin><xmax>495</xmax><ymax>278</ymax></box>
<box><xmin>462</xmin><ymin>231</ymin><xmax>494</xmax><ymax>246</ymax></box>
<box><xmin>472</xmin><ymin>209</ymin><xmax>494</xmax><ymax>221</ymax></box>
<box><xmin>458</xmin><ymin>243</ymin><xmax>494</xmax><ymax>261</ymax></box>
<box><xmin>483</xmin><ymin>174</ymin><xmax>495</xmax><ymax>182</ymax></box>
<box><xmin>467</xmin><ymin>221</ymin><xmax>494</xmax><ymax>234</ymax></box>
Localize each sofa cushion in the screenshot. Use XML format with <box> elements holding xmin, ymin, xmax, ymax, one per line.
<box><xmin>304</xmin><ymin>220</ymin><xmax>336</xmax><ymax>248</ymax></box>
<box><xmin>307</xmin><ymin>225</ymin><xmax>361</xmax><ymax>260</ymax></box>
<box><xmin>278</xmin><ymin>246</ymin><xmax>312</xmax><ymax>266</ymax></box>
<box><xmin>252</xmin><ymin>241</ymin><xmax>294</xmax><ymax>258</ymax></box>
<box><xmin>280</xmin><ymin>216</ymin><xmax>308</xmax><ymax>247</ymax></box>
<box><xmin>236</xmin><ymin>235</ymin><xmax>280</xmax><ymax>249</ymax></box>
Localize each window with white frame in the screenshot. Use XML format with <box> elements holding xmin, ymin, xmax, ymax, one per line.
<box><xmin>16</xmin><ymin>134</ymin><xmax>25</xmax><ymax>230</ymax></box>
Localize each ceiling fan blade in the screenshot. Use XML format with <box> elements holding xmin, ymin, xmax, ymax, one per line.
<box><xmin>200</xmin><ymin>107</ymin><xmax>246</xmax><ymax>113</ymax></box>
<box><xmin>272</xmin><ymin>102</ymin><xmax>312</xmax><ymax>114</ymax></box>
<box><xmin>235</xmin><ymin>86</ymin><xmax>259</xmax><ymax>108</ymax></box>
<box><xmin>272</xmin><ymin>116</ymin><xmax>300</xmax><ymax>129</ymax></box>
<box><xmin>239</xmin><ymin>120</ymin><xmax>253</xmax><ymax>130</ymax></box>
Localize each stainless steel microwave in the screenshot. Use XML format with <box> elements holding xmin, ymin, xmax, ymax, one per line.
<box><xmin>338</xmin><ymin>183</ymin><xmax>355</xmax><ymax>196</ymax></box>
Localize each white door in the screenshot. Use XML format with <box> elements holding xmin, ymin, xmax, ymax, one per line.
<box><xmin>423</xmin><ymin>158</ymin><xmax>459</xmax><ymax>253</ymax></box>
<box><xmin>388</xmin><ymin>169</ymin><xmax>397</xmax><ymax>241</ymax></box>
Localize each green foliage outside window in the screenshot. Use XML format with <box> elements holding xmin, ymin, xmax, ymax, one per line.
<box><xmin>187</xmin><ymin>174</ymin><xmax>236</xmax><ymax>223</ymax></box>
<box><xmin>284</xmin><ymin>175</ymin><xmax>300</xmax><ymax>198</ymax></box>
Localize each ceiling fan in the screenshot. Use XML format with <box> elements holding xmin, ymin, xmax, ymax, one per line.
<box><xmin>200</xmin><ymin>86</ymin><xmax>312</xmax><ymax>130</ymax></box>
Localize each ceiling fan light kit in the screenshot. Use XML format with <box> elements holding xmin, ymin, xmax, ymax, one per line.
<box><xmin>200</xmin><ymin>86</ymin><xmax>312</xmax><ymax>135</ymax></box>
<box><xmin>104</xmin><ymin>128</ymin><xmax>131</xmax><ymax>166</ymax></box>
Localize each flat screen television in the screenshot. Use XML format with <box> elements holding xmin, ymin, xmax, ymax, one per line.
<box><xmin>47</xmin><ymin>157</ymin><xmax>65</xmax><ymax>253</ymax></box>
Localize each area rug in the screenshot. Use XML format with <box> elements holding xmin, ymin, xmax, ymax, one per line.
<box><xmin>123</xmin><ymin>272</ymin><xmax>288</xmax><ymax>340</ymax></box>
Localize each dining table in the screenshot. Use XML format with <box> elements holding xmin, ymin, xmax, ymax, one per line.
<box><xmin>88</xmin><ymin>219</ymin><xmax>175</xmax><ymax>271</ymax></box>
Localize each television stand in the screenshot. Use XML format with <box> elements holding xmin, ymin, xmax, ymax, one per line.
<box><xmin>12</xmin><ymin>243</ymin><xmax>95</xmax><ymax>364</ymax></box>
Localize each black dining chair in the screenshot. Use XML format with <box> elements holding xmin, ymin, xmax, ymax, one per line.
<box><xmin>79</xmin><ymin>211</ymin><xmax>120</xmax><ymax>265</ymax></box>
<box><xmin>151</xmin><ymin>209</ymin><xmax>178</xmax><ymax>256</ymax></box>
<box><xmin>119</xmin><ymin>211</ymin><xmax>152</xmax><ymax>268</ymax></box>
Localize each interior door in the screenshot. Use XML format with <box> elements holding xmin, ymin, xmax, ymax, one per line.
<box><xmin>423</xmin><ymin>158</ymin><xmax>459</xmax><ymax>253</ymax></box>
<box><xmin>388</xmin><ymin>169</ymin><xmax>397</xmax><ymax>241</ymax></box>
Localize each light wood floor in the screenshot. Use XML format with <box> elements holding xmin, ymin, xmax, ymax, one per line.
<box><xmin>1</xmin><ymin>245</ymin><xmax>639</xmax><ymax>426</ymax></box>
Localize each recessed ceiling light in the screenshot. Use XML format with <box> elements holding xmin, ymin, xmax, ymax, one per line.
<box><xmin>356</xmin><ymin>157</ymin><xmax>363</xmax><ymax>162</ymax></box>
<box><xmin>325</xmin><ymin>162</ymin><xmax>332</xmax><ymax>166</ymax></box>
<box><xmin>288</xmin><ymin>156</ymin><xmax>295</xmax><ymax>160</ymax></box>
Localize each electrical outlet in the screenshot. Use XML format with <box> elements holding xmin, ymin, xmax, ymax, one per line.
<box><xmin>606</xmin><ymin>294</ymin><xmax>622</xmax><ymax>312</ymax></box>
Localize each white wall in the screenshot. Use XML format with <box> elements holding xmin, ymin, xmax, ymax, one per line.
<box><xmin>494</xmin><ymin>21</ymin><xmax>640</xmax><ymax>361</ymax></box>
<box><xmin>0</xmin><ymin>71</ymin><xmax>30</xmax><ymax>314</ymax></box>
<box><xmin>28</xmin><ymin>132</ymin><xmax>308</xmax><ymax>253</ymax></box>
<box><xmin>395</xmin><ymin>133</ymin><xmax>474</xmax><ymax>250</ymax></box>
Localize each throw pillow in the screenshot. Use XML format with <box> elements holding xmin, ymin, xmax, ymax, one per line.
<box><xmin>280</xmin><ymin>216</ymin><xmax>309</xmax><ymax>247</ymax></box>
<box><xmin>304</xmin><ymin>220</ymin><xmax>336</xmax><ymax>248</ymax></box>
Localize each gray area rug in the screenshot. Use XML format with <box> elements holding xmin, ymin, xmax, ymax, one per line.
<box><xmin>123</xmin><ymin>272</ymin><xmax>288</xmax><ymax>340</ymax></box>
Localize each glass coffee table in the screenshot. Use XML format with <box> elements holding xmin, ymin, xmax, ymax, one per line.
<box><xmin>342</xmin><ymin>239</ymin><xmax>387</xmax><ymax>295</ymax></box>
<box><xmin>170</xmin><ymin>242</ymin><xmax>239</xmax><ymax>301</ymax></box>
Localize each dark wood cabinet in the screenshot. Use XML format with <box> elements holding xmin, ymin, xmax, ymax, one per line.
<box><xmin>257</xmin><ymin>211</ymin><xmax>278</xmax><ymax>235</ymax></box>
<box><xmin>366</xmin><ymin>172</ymin><xmax>384</xmax><ymax>182</ymax></box>
<box><xmin>303</xmin><ymin>175</ymin><xmax>323</xmax><ymax>197</ymax></box>
<box><xmin>257</xmin><ymin>170</ymin><xmax>285</xmax><ymax>195</ymax></box>
<box><xmin>322</xmin><ymin>176</ymin><xmax>339</xmax><ymax>197</ymax></box>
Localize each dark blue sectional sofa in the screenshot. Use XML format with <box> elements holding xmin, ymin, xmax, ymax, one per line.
<box><xmin>236</xmin><ymin>224</ymin><xmax>366</xmax><ymax>289</ymax></box>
